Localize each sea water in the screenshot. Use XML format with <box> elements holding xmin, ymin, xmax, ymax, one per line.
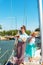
<box><xmin>0</xmin><ymin>40</ymin><xmax>14</xmax><ymax>65</ymax></box>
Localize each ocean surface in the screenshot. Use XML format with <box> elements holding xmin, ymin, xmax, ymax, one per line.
<box><xmin>0</xmin><ymin>40</ymin><xmax>14</xmax><ymax>65</ymax></box>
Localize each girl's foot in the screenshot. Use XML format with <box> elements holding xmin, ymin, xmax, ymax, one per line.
<box><xmin>29</xmin><ymin>57</ymin><xmax>33</xmax><ymax>62</ymax></box>
<box><xmin>42</xmin><ymin>62</ymin><xmax>43</xmax><ymax>65</ymax></box>
<box><xmin>20</xmin><ymin>63</ymin><xmax>24</xmax><ymax>65</ymax></box>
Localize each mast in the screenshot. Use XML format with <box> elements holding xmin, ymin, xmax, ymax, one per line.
<box><xmin>38</xmin><ymin>0</ymin><xmax>42</xmax><ymax>62</ymax></box>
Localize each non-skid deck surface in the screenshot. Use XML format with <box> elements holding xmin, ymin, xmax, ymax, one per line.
<box><xmin>21</xmin><ymin>62</ymin><xmax>41</xmax><ymax>65</ymax></box>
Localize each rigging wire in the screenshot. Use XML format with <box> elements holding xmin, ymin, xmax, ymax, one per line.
<box><xmin>15</xmin><ymin>16</ymin><xmax>17</xmax><ymax>30</ymax></box>
<box><xmin>37</xmin><ymin>0</ymin><xmax>40</xmax><ymax>29</ymax></box>
<box><xmin>23</xmin><ymin>0</ymin><xmax>27</xmax><ymax>28</ymax></box>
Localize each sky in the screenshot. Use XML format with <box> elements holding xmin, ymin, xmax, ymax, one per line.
<box><xmin>42</xmin><ymin>0</ymin><xmax>43</xmax><ymax>29</ymax></box>
<box><xmin>42</xmin><ymin>0</ymin><xmax>43</xmax><ymax>11</ymax></box>
<box><xmin>0</xmin><ymin>0</ymin><xmax>40</xmax><ymax>31</ymax></box>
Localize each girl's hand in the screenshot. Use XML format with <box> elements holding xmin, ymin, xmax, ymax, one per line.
<box><xmin>21</xmin><ymin>37</ymin><xmax>27</xmax><ymax>42</ymax></box>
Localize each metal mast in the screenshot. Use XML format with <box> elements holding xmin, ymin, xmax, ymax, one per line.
<box><xmin>38</xmin><ymin>0</ymin><xmax>42</xmax><ymax>62</ymax></box>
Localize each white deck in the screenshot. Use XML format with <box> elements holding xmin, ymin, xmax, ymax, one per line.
<box><xmin>5</xmin><ymin>49</ymin><xmax>41</xmax><ymax>65</ymax></box>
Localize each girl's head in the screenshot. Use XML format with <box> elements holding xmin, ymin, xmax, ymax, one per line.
<box><xmin>31</xmin><ymin>32</ymin><xmax>39</xmax><ymax>37</ymax></box>
<box><xmin>31</xmin><ymin>32</ymin><xmax>36</xmax><ymax>37</ymax></box>
<box><xmin>21</xmin><ymin>25</ymin><xmax>26</xmax><ymax>34</ymax></box>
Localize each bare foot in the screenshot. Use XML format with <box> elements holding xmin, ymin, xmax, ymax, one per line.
<box><xmin>29</xmin><ymin>58</ymin><xmax>33</xmax><ymax>62</ymax></box>
<box><xmin>20</xmin><ymin>63</ymin><xmax>24</xmax><ymax>65</ymax></box>
<box><xmin>42</xmin><ymin>63</ymin><xmax>43</xmax><ymax>65</ymax></box>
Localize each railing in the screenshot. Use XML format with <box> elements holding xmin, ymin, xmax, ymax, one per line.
<box><xmin>5</xmin><ymin>50</ymin><xmax>14</xmax><ymax>65</ymax></box>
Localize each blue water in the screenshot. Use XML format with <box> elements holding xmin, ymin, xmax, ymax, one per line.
<box><xmin>0</xmin><ymin>40</ymin><xmax>14</xmax><ymax>65</ymax></box>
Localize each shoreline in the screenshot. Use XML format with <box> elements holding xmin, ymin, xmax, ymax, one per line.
<box><xmin>0</xmin><ymin>36</ymin><xmax>15</xmax><ymax>40</ymax></box>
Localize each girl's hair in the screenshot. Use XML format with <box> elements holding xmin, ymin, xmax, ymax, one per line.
<box><xmin>19</xmin><ymin>30</ymin><xmax>22</xmax><ymax>34</ymax></box>
<box><xmin>21</xmin><ymin>25</ymin><xmax>26</xmax><ymax>31</ymax></box>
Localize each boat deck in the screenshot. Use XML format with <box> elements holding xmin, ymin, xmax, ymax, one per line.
<box><xmin>22</xmin><ymin>62</ymin><xmax>41</xmax><ymax>65</ymax></box>
<box><xmin>5</xmin><ymin>50</ymin><xmax>41</xmax><ymax>65</ymax></box>
<box><xmin>6</xmin><ymin>62</ymin><xmax>41</xmax><ymax>65</ymax></box>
